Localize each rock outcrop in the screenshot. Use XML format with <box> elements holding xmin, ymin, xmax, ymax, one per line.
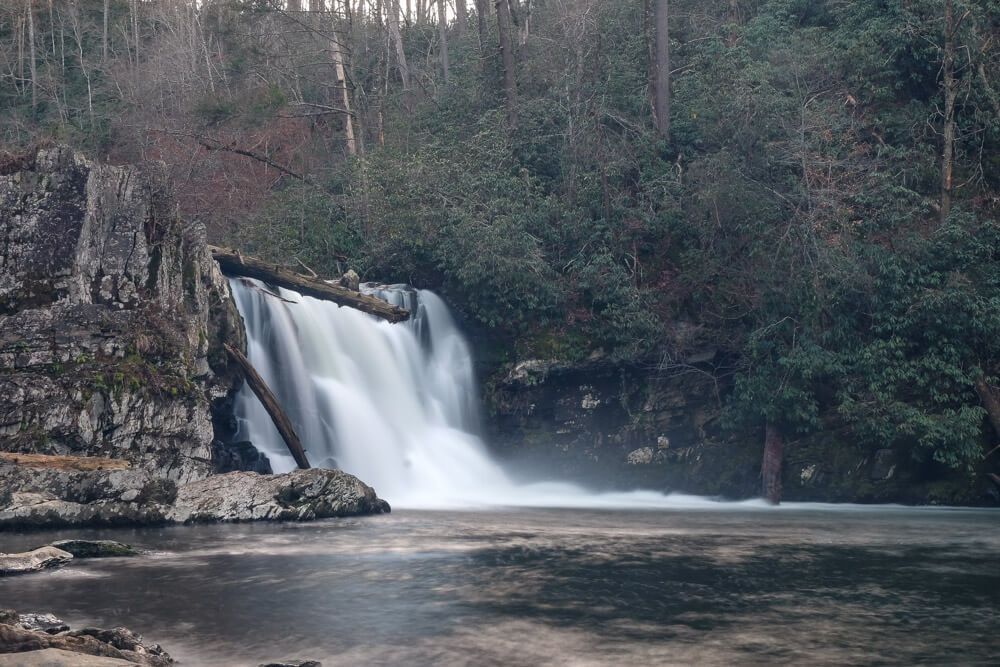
<box><xmin>0</xmin><ymin>546</ymin><xmax>73</xmax><ymax>576</ymax></box>
<box><xmin>0</xmin><ymin>146</ymin><xmax>394</xmax><ymax>526</ymax></box>
<box><xmin>0</xmin><ymin>609</ymin><xmax>171</xmax><ymax>666</ymax></box>
<box><xmin>0</xmin><ymin>145</ymin><xmax>245</xmax><ymax>484</ymax></box>
<box><xmin>485</xmin><ymin>358</ymin><xmax>1000</xmax><ymax>505</ymax></box>
<box><xmin>0</xmin><ymin>464</ymin><xmax>176</xmax><ymax>528</ymax></box>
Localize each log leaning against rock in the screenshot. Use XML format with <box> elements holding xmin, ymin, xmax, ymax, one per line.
<box><xmin>224</xmin><ymin>344</ymin><xmax>311</xmax><ymax>470</ymax></box>
<box><xmin>208</xmin><ymin>246</ymin><xmax>409</xmax><ymax>323</ymax></box>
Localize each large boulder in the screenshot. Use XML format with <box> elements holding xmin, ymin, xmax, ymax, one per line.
<box><xmin>49</xmin><ymin>540</ymin><xmax>139</xmax><ymax>558</ymax></box>
<box><xmin>0</xmin><ymin>464</ymin><xmax>175</xmax><ymax>529</ymax></box>
<box><xmin>169</xmin><ymin>469</ymin><xmax>391</xmax><ymax>523</ymax></box>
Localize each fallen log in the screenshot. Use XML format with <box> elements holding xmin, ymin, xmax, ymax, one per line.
<box><xmin>224</xmin><ymin>344</ymin><xmax>311</xmax><ymax>470</ymax></box>
<box><xmin>208</xmin><ymin>246</ymin><xmax>409</xmax><ymax>323</ymax></box>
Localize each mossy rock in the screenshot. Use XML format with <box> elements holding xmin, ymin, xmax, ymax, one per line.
<box><xmin>48</xmin><ymin>540</ymin><xmax>139</xmax><ymax>558</ymax></box>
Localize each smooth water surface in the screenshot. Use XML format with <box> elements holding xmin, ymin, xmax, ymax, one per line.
<box><xmin>2</xmin><ymin>507</ymin><xmax>998</xmax><ymax>666</ymax></box>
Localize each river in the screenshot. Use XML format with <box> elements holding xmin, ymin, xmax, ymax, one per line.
<box><xmin>2</xmin><ymin>506</ymin><xmax>998</xmax><ymax>665</ymax></box>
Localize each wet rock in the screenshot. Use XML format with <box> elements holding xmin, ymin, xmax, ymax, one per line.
<box><xmin>18</xmin><ymin>612</ymin><xmax>70</xmax><ymax>634</ymax></box>
<box><xmin>212</xmin><ymin>440</ymin><xmax>273</xmax><ymax>475</ymax></box>
<box><xmin>0</xmin><ymin>464</ymin><xmax>390</xmax><ymax>528</ymax></box>
<box><xmin>0</xmin><ymin>609</ymin><xmax>171</xmax><ymax>666</ymax></box>
<box><xmin>68</xmin><ymin>627</ymin><xmax>171</xmax><ymax>665</ymax></box>
<box><xmin>0</xmin><ymin>465</ymin><xmax>174</xmax><ymax>529</ymax></box>
<box><xmin>169</xmin><ymin>469</ymin><xmax>391</xmax><ymax>523</ymax></box>
<box><xmin>49</xmin><ymin>540</ymin><xmax>139</xmax><ymax>558</ymax></box>
<box><xmin>0</xmin><ymin>546</ymin><xmax>73</xmax><ymax>576</ymax></box>
<box><xmin>338</xmin><ymin>269</ymin><xmax>360</xmax><ymax>291</ymax></box>
<box><xmin>626</xmin><ymin>447</ymin><xmax>655</xmax><ymax>465</ymax></box>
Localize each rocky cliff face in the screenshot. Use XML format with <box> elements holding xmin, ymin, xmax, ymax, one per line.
<box><xmin>0</xmin><ymin>146</ymin><xmax>244</xmax><ymax>484</ymax></box>
<box><xmin>485</xmin><ymin>359</ymin><xmax>1000</xmax><ymax>505</ymax></box>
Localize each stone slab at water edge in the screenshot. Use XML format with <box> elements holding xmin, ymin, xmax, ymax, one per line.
<box><xmin>0</xmin><ymin>546</ymin><xmax>72</xmax><ymax>576</ymax></box>
<box><xmin>0</xmin><ymin>465</ymin><xmax>389</xmax><ymax>529</ymax></box>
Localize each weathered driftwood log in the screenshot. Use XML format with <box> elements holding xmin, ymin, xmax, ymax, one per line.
<box><xmin>208</xmin><ymin>246</ymin><xmax>409</xmax><ymax>323</ymax></box>
<box><xmin>224</xmin><ymin>344</ymin><xmax>310</xmax><ymax>470</ymax></box>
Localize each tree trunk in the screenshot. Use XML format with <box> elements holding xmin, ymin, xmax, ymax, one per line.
<box><xmin>388</xmin><ymin>0</ymin><xmax>411</xmax><ymax>92</ymax></box>
<box><xmin>438</xmin><ymin>0</ymin><xmax>450</xmax><ymax>82</ymax></box>
<box><xmin>495</xmin><ymin>0</ymin><xmax>517</xmax><ymax>127</ymax></box>
<box><xmin>974</xmin><ymin>378</ymin><xmax>1000</xmax><ymax>441</ymax></box>
<box><xmin>475</xmin><ymin>0</ymin><xmax>489</xmax><ymax>56</ymax></box>
<box><xmin>225</xmin><ymin>344</ymin><xmax>311</xmax><ymax>470</ymax></box>
<box><xmin>476</xmin><ymin>0</ymin><xmax>490</xmax><ymax>58</ymax></box>
<box><xmin>940</xmin><ymin>0</ymin><xmax>957</xmax><ymax>222</ymax></box>
<box><xmin>761</xmin><ymin>421</ymin><xmax>783</xmax><ymax>505</ymax></box>
<box><xmin>208</xmin><ymin>246</ymin><xmax>410</xmax><ymax>322</ymax></box>
<box><xmin>456</xmin><ymin>0</ymin><xmax>467</xmax><ymax>36</ymax></box>
<box><xmin>102</xmin><ymin>0</ymin><xmax>110</xmax><ymax>62</ymax></box>
<box><xmin>131</xmin><ymin>0</ymin><xmax>140</xmax><ymax>63</ymax></box>
<box><xmin>26</xmin><ymin>0</ymin><xmax>37</xmax><ymax>115</ymax></box>
<box><xmin>330</xmin><ymin>24</ymin><xmax>358</xmax><ymax>155</ymax></box>
<box><xmin>652</xmin><ymin>0</ymin><xmax>670</xmax><ymax>139</ymax></box>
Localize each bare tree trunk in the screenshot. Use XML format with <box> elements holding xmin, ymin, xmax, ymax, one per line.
<box><xmin>475</xmin><ymin>0</ymin><xmax>489</xmax><ymax>55</ymax></box>
<box><xmin>331</xmin><ymin>26</ymin><xmax>358</xmax><ymax>155</ymax></box>
<box><xmin>388</xmin><ymin>0</ymin><xmax>411</xmax><ymax>91</ymax></box>
<box><xmin>940</xmin><ymin>0</ymin><xmax>957</xmax><ymax>222</ymax></box>
<box><xmin>26</xmin><ymin>0</ymin><xmax>37</xmax><ymax>115</ymax></box>
<box><xmin>437</xmin><ymin>0</ymin><xmax>450</xmax><ymax>83</ymax></box>
<box><xmin>761</xmin><ymin>421</ymin><xmax>783</xmax><ymax>505</ymax></box>
<box><xmin>653</xmin><ymin>0</ymin><xmax>670</xmax><ymax>139</ymax></box>
<box><xmin>456</xmin><ymin>0</ymin><xmax>467</xmax><ymax>36</ymax></box>
<box><xmin>495</xmin><ymin>0</ymin><xmax>517</xmax><ymax>127</ymax></box>
<box><xmin>132</xmin><ymin>0</ymin><xmax>140</xmax><ymax>63</ymax></box>
<box><xmin>102</xmin><ymin>0</ymin><xmax>110</xmax><ymax>62</ymax></box>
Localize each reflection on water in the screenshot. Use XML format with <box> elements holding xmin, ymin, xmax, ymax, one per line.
<box><xmin>1</xmin><ymin>508</ymin><xmax>998</xmax><ymax>666</ymax></box>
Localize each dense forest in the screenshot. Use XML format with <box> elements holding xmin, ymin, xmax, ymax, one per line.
<box><xmin>3</xmin><ymin>0</ymin><xmax>999</xmax><ymax>499</ymax></box>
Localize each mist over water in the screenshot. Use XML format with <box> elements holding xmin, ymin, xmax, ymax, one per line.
<box><xmin>231</xmin><ymin>279</ymin><xmax>754</xmax><ymax>510</ymax></box>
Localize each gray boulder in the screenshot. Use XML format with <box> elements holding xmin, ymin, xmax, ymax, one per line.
<box><xmin>49</xmin><ymin>540</ymin><xmax>139</xmax><ymax>558</ymax></box>
<box><xmin>18</xmin><ymin>612</ymin><xmax>70</xmax><ymax>634</ymax></box>
<box><xmin>0</xmin><ymin>546</ymin><xmax>73</xmax><ymax>576</ymax></box>
<box><xmin>0</xmin><ymin>465</ymin><xmax>175</xmax><ymax>529</ymax></box>
<box><xmin>169</xmin><ymin>469</ymin><xmax>391</xmax><ymax>523</ymax></box>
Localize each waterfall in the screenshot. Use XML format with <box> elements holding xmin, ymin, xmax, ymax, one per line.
<box><xmin>230</xmin><ymin>278</ymin><xmax>753</xmax><ymax>509</ymax></box>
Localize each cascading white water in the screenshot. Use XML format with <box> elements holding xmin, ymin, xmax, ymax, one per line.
<box><xmin>230</xmin><ymin>278</ymin><xmax>767</xmax><ymax>509</ymax></box>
